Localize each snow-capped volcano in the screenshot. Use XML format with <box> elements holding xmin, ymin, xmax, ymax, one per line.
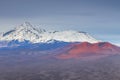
<box><xmin>0</xmin><ymin>22</ymin><xmax>100</xmax><ymax>43</ymax></box>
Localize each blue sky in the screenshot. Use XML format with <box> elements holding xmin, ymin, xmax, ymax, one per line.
<box><xmin>0</xmin><ymin>0</ymin><xmax>120</xmax><ymax>45</ymax></box>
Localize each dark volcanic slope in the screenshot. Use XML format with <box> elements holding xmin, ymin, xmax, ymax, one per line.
<box><xmin>56</xmin><ymin>42</ymin><xmax>120</xmax><ymax>59</ymax></box>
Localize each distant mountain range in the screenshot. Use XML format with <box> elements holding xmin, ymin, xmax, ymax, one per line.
<box><xmin>0</xmin><ymin>22</ymin><xmax>119</xmax><ymax>60</ymax></box>
<box><xmin>0</xmin><ymin>22</ymin><xmax>99</xmax><ymax>43</ymax></box>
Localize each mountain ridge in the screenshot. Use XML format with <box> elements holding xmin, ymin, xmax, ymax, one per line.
<box><xmin>0</xmin><ymin>22</ymin><xmax>100</xmax><ymax>43</ymax></box>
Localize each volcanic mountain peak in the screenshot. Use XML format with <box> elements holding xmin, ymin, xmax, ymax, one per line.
<box><xmin>18</xmin><ymin>22</ymin><xmax>33</xmax><ymax>29</ymax></box>
<box><xmin>0</xmin><ymin>22</ymin><xmax>100</xmax><ymax>43</ymax></box>
<box><xmin>15</xmin><ymin>22</ymin><xmax>46</xmax><ymax>33</ymax></box>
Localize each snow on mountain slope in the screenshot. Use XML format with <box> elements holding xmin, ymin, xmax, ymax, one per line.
<box><xmin>0</xmin><ymin>22</ymin><xmax>100</xmax><ymax>43</ymax></box>
<box><xmin>49</xmin><ymin>30</ymin><xmax>99</xmax><ymax>43</ymax></box>
<box><xmin>0</xmin><ymin>22</ymin><xmax>46</xmax><ymax>42</ymax></box>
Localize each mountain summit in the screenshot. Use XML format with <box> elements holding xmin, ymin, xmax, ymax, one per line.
<box><xmin>15</xmin><ymin>22</ymin><xmax>46</xmax><ymax>33</ymax></box>
<box><xmin>0</xmin><ymin>22</ymin><xmax>100</xmax><ymax>43</ymax></box>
